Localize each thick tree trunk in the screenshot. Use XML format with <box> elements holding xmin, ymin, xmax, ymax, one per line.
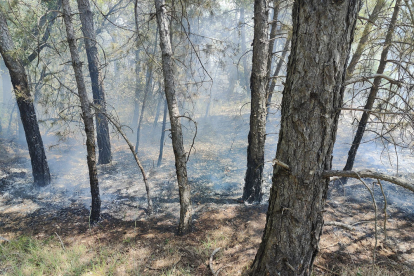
<box><xmin>155</xmin><ymin>0</ymin><xmax>192</xmax><ymax>235</ymax></box>
<box><xmin>242</xmin><ymin>0</ymin><xmax>269</xmax><ymax>204</ymax></box>
<box><xmin>157</xmin><ymin>98</ymin><xmax>168</xmax><ymax>167</ymax></box>
<box><xmin>0</xmin><ymin>11</ymin><xmax>51</xmax><ymax>187</ymax></box>
<box><xmin>62</xmin><ymin>0</ymin><xmax>100</xmax><ymax>224</ymax></box>
<box><xmin>77</xmin><ymin>0</ymin><xmax>112</xmax><ymax>165</ymax></box>
<box><xmin>343</xmin><ymin>0</ymin><xmax>400</xmax><ymax>172</ymax></box>
<box><xmin>240</xmin><ymin>8</ymin><xmax>250</xmax><ymax>93</ymax></box>
<box><xmin>346</xmin><ymin>0</ymin><xmax>386</xmax><ymax>76</ymax></box>
<box><xmin>250</xmin><ymin>1</ymin><xmax>360</xmax><ymax>275</ymax></box>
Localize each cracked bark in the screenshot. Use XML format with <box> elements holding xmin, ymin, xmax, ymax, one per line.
<box><xmin>62</xmin><ymin>0</ymin><xmax>100</xmax><ymax>224</ymax></box>
<box><xmin>243</xmin><ymin>0</ymin><xmax>269</xmax><ymax>204</ymax></box>
<box><xmin>77</xmin><ymin>0</ymin><xmax>112</xmax><ymax>164</ymax></box>
<box><xmin>155</xmin><ymin>0</ymin><xmax>192</xmax><ymax>235</ymax></box>
<box><xmin>250</xmin><ymin>0</ymin><xmax>360</xmax><ymax>275</ymax></box>
<box><xmin>0</xmin><ymin>10</ymin><xmax>50</xmax><ymax>187</ymax></box>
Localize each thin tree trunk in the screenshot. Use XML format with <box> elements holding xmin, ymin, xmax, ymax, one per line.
<box><xmin>0</xmin><ymin>10</ymin><xmax>51</xmax><ymax>187</ymax></box>
<box><xmin>132</xmin><ymin>0</ymin><xmax>141</xmax><ymax>128</ymax></box>
<box><xmin>266</xmin><ymin>0</ymin><xmax>280</xmax><ymax>88</ymax></box>
<box><xmin>343</xmin><ymin>0</ymin><xmax>400</xmax><ymax>172</ymax></box>
<box><xmin>136</xmin><ymin>29</ymin><xmax>157</xmax><ymax>153</ymax></box>
<box><xmin>157</xmin><ymin>98</ymin><xmax>168</xmax><ymax>167</ymax></box>
<box><xmin>266</xmin><ymin>37</ymin><xmax>290</xmax><ymax>119</ymax></box>
<box><xmin>153</xmin><ymin>88</ymin><xmax>163</xmax><ymax>128</ymax></box>
<box><xmin>242</xmin><ymin>0</ymin><xmax>269</xmax><ymax>204</ymax></box>
<box><xmin>155</xmin><ymin>0</ymin><xmax>192</xmax><ymax>235</ymax></box>
<box><xmin>250</xmin><ymin>0</ymin><xmax>360</xmax><ymax>274</ymax></box>
<box><xmin>132</xmin><ymin>49</ymin><xmax>141</xmax><ymax>127</ymax></box>
<box><xmin>240</xmin><ymin>8</ymin><xmax>250</xmax><ymax>93</ymax></box>
<box><xmin>346</xmin><ymin>0</ymin><xmax>386</xmax><ymax>76</ymax></box>
<box><xmin>62</xmin><ymin>0</ymin><xmax>100</xmax><ymax>224</ymax></box>
<box><xmin>77</xmin><ymin>0</ymin><xmax>112</xmax><ymax>165</ymax></box>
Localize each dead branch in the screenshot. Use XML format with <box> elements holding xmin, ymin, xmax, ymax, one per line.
<box><xmin>91</xmin><ymin>104</ymin><xmax>153</xmax><ymax>214</ymax></box>
<box><xmin>345</xmin><ymin>74</ymin><xmax>402</xmax><ymax>87</ymax></box>
<box><xmin>209</xmin><ymin>247</ymin><xmax>221</xmax><ymax>276</ymax></box>
<box><xmin>324</xmin><ymin>221</ymin><xmax>355</xmax><ymax>231</ymax></box>
<box><xmin>355</xmin><ymin>173</ymin><xmax>377</xmax><ymax>266</ymax></box>
<box><xmin>377</xmin><ymin>179</ymin><xmax>388</xmax><ymax>242</ymax></box>
<box><xmin>322</xmin><ymin>170</ymin><xmax>414</xmax><ymax>193</ymax></box>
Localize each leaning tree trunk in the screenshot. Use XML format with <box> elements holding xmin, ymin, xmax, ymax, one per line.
<box><xmin>343</xmin><ymin>0</ymin><xmax>400</xmax><ymax>172</ymax></box>
<box><xmin>0</xmin><ymin>10</ymin><xmax>51</xmax><ymax>187</ymax></box>
<box><xmin>77</xmin><ymin>0</ymin><xmax>112</xmax><ymax>165</ymax></box>
<box><xmin>346</xmin><ymin>0</ymin><xmax>386</xmax><ymax>76</ymax></box>
<box><xmin>250</xmin><ymin>0</ymin><xmax>360</xmax><ymax>275</ymax></box>
<box><xmin>155</xmin><ymin>0</ymin><xmax>192</xmax><ymax>235</ymax></box>
<box><xmin>242</xmin><ymin>0</ymin><xmax>269</xmax><ymax>204</ymax></box>
<box><xmin>62</xmin><ymin>0</ymin><xmax>100</xmax><ymax>224</ymax></box>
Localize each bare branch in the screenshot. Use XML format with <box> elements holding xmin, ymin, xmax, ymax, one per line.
<box><xmin>323</xmin><ymin>170</ymin><xmax>414</xmax><ymax>193</ymax></box>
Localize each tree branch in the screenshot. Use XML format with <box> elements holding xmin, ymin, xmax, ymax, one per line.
<box><xmin>323</xmin><ymin>170</ymin><xmax>414</xmax><ymax>193</ymax></box>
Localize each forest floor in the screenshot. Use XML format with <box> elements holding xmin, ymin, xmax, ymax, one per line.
<box><xmin>1</xmin><ymin>103</ymin><xmax>414</xmax><ymax>275</ymax></box>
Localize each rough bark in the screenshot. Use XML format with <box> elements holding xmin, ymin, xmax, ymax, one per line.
<box><xmin>0</xmin><ymin>10</ymin><xmax>51</xmax><ymax>187</ymax></box>
<box><xmin>242</xmin><ymin>0</ymin><xmax>269</xmax><ymax>204</ymax></box>
<box><xmin>250</xmin><ymin>1</ymin><xmax>360</xmax><ymax>275</ymax></box>
<box><xmin>155</xmin><ymin>0</ymin><xmax>192</xmax><ymax>235</ymax></box>
<box><xmin>343</xmin><ymin>0</ymin><xmax>400</xmax><ymax>172</ymax></box>
<box><xmin>346</xmin><ymin>0</ymin><xmax>386</xmax><ymax>76</ymax></box>
<box><xmin>240</xmin><ymin>8</ymin><xmax>250</xmax><ymax>93</ymax></box>
<box><xmin>77</xmin><ymin>0</ymin><xmax>112</xmax><ymax>165</ymax></box>
<box><xmin>157</xmin><ymin>98</ymin><xmax>168</xmax><ymax>167</ymax></box>
<box><xmin>62</xmin><ymin>0</ymin><xmax>100</xmax><ymax>224</ymax></box>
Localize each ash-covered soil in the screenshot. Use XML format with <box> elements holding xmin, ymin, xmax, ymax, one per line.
<box><xmin>1</xmin><ymin>105</ymin><xmax>414</xmax><ymax>274</ymax></box>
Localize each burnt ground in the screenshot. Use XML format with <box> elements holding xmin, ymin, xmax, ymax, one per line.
<box><xmin>1</xmin><ymin>105</ymin><xmax>414</xmax><ymax>275</ymax></box>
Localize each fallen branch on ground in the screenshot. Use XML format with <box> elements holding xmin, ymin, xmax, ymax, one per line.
<box><xmin>324</xmin><ymin>221</ymin><xmax>355</xmax><ymax>231</ymax></box>
<box><xmin>323</xmin><ymin>170</ymin><xmax>414</xmax><ymax>193</ymax></box>
<box><xmin>209</xmin><ymin>248</ymin><xmax>221</xmax><ymax>276</ymax></box>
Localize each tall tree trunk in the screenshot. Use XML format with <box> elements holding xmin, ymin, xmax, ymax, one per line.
<box><xmin>242</xmin><ymin>0</ymin><xmax>269</xmax><ymax>204</ymax></box>
<box><xmin>62</xmin><ymin>0</ymin><xmax>100</xmax><ymax>224</ymax></box>
<box><xmin>136</xmin><ymin>30</ymin><xmax>157</xmax><ymax>153</ymax></box>
<box><xmin>344</xmin><ymin>0</ymin><xmax>400</xmax><ymax>172</ymax></box>
<box><xmin>132</xmin><ymin>0</ymin><xmax>141</xmax><ymax>128</ymax></box>
<box><xmin>266</xmin><ymin>36</ymin><xmax>290</xmax><ymax>119</ymax></box>
<box><xmin>266</xmin><ymin>0</ymin><xmax>280</xmax><ymax>88</ymax></box>
<box><xmin>0</xmin><ymin>10</ymin><xmax>51</xmax><ymax>187</ymax></box>
<box><xmin>240</xmin><ymin>8</ymin><xmax>250</xmax><ymax>93</ymax></box>
<box><xmin>250</xmin><ymin>0</ymin><xmax>360</xmax><ymax>275</ymax></box>
<box><xmin>157</xmin><ymin>98</ymin><xmax>168</xmax><ymax>167</ymax></box>
<box><xmin>77</xmin><ymin>0</ymin><xmax>112</xmax><ymax>165</ymax></box>
<box><xmin>155</xmin><ymin>0</ymin><xmax>192</xmax><ymax>235</ymax></box>
<box><xmin>346</xmin><ymin>0</ymin><xmax>386</xmax><ymax>76</ymax></box>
